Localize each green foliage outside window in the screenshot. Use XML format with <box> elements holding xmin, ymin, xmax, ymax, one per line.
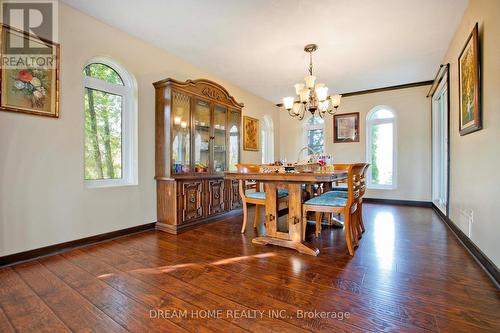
<box><xmin>84</xmin><ymin>64</ymin><xmax>123</xmax><ymax>180</ymax></box>
<box><xmin>371</xmin><ymin>125</ymin><xmax>380</xmax><ymax>183</ymax></box>
<box><xmin>307</xmin><ymin>129</ymin><xmax>324</xmax><ymax>154</ymax></box>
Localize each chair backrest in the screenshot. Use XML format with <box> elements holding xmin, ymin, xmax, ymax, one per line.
<box><xmin>333</xmin><ymin>164</ymin><xmax>349</xmax><ymax>187</ymax></box>
<box><xmin>236</xmin><ymin>164</ymin><xmax>260</xmax><ymax>173</ymax></box>
<box><xmin>359</xmin><ymin>163</ymin><xmax>370</xmax><ymax>200</ymax></box>
<box><xmin>236</xmin><ymin>164</ymin><xmax>262</xmax><ymax>200</ymax></box>
<box><xmin>333</xmin><ymin>163</ymin><xmax>365</xmax><ymax>211</ymax></box>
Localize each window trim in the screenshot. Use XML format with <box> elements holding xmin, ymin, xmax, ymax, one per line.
<box><xmin>83</xmin><ymin>57</ymin><xmax>138</xmax><ymax>188</ymax></box>
<box><xmin>261</xmin><ymin>115</ymin><xmax>274</xmax><ymax>164</ymax></box>
<box><xmin>366</xmin><ymin>105</ymin><xmax>397</xmax><ymax>190</ymax></box>
<box><xmin>303</xmin><ymin>115</ymin><xmax>325</xmax><ymax>154</ymax></box>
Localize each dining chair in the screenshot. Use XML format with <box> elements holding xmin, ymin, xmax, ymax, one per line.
<box><xmin>301</xmin><ymin>163</ymin><xmax>365</xmax><ymax>255</ymax></box>
<box><xmin>236</xmin><ymin>164</ymin><xmax>288</xmax><ymax>233</ymax></box>
<box><xmin>356</xmin><ymin>163</ymin><xmax>370</xmax><ymax>234</ymax></box>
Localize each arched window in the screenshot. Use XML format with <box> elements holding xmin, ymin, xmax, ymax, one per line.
<box><xmin>83</xmin><ymin>57</ymin><xmax>137</xmax><ymax>187</ymax></box>
<box><xmin>366</xmin><ymin>106</ymin><xmax>397</xmax><ymax>189</ymax></box>
<box><xmin>261</xmin><ymin>115</ymin><xmax>274</xmax><ymax>163</ymax></box>
<box><xmin>304</xmin><ymin>116</ymin><xmax>324</xmax><ymax>154</ymax></box>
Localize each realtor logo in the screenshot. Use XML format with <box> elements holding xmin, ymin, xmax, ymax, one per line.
<box><xmin>0</xmin><ymin>0</ymin><xmax>58</xmax><ymax>69</ymax></box>
<box><xmin>1</xmin><ymin>0</ymin><xmax>58</xmax><ymax>54</ymax></box>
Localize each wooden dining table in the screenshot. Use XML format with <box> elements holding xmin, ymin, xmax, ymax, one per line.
<box><xmin>224</xmin><ymin>171</ymin><xmax>347</xmax><ymax>256</ymax></box>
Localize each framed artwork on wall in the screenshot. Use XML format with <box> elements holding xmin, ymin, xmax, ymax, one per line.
<box><xmin>243</xmin><ymin>115</ymin><xmax>259</xmax><ymax>151</ymax></box>
<box><xmin>0</xmin><ymin>24</ymin><xmax>60</xmax><ymax>118</ymax></box>
<box><xmin>458</xmin><ymin>22</ymin><xmax>481</xmax><ymax>135</ymax></box>
<box><xmin>334</xmin><ymin>112</ymin><xmax>359</xmax><ymax>143</ymax></box>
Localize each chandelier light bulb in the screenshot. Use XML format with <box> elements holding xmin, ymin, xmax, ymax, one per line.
<box><xmin>316</xmin><ymin>86</ymin><xmax>328</xmax><ymax>102</ymax></box>
<box><xmin>299</xmin><ymin>88</ymin><xmax>310</xmax><ymax>102</ymax></box>
<box><xmin>292</xmin><ymin>103</ymin><xmax>301</xmax><ymax>115</ymax></box>
<box><xmin>294</xmin><ymin>83</ymin><xmax>305</xmax><ymax>95</ymax></box>
<box><xmin>283</xmin><ymin>96</ymin><xmax>295</xmax><ymax>110</ymax></box>
<box><xmin>180</xmin><ymin>121</ymin><xmax>187</xmax><ymax>128</ymax></box>
<box><xmin>330</xmin><ymin>94</ymin><xmax>342</xmax><ymax>108</ymax></box>
<box><xmin>174</xmin><ymin>116</ymin><xmax>182</xmax><ymax>125</ymax></box>
<box><xmin>304</xmin><ymin>75</ymin><xmax>316</xmax><ymax>88</ymax></box>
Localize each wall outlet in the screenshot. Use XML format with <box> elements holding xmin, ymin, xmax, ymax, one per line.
<box><xmin>459</xmin><ymin>208</ymin><xmax>474</xmax><ymax>238</ymax></box>
<box><xmin>468</xmin><ymin>209</ymin><xmax>474</xmax><ymax>238</ymax></box>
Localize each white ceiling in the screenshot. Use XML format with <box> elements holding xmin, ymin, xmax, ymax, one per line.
<box><xmin>63</xmin><ymin>0</ymin><xmax>468</xmax><ymax>103</ymax></box>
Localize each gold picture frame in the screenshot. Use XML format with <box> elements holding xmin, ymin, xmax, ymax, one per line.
<box><xmin>243</xmin><ymin>115</ymin><xmax>259</xmax><ymax>151</ymax></box>
<box><xmin>0</xmin><ymin>24</ymin><xmax>60</xmax><ymax>118</ymax></box>
<box><xmin>458</xmin><ymin>23</ymin><xmax>481</xmax><ymax>135</ymax></box>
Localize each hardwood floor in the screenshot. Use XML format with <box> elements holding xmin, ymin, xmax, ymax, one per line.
<box><xmin>0</xmin><ymin>204</ymin><xmax>499</xmax><ymax>332</ymax></box>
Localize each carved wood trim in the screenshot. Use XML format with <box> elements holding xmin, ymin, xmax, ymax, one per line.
<box><xmin>153</xmin><ymin>78</ymin><xmax>244</xmax><ymax>109</ymax></box>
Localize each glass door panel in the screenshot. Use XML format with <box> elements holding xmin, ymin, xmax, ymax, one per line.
<box><xmin>171</xmin><ymin>91</ymin><xmax>191</xmax><ymax>174</ymax></box>
<box><xmin>213</xmin><ymin>105</ymin><xmax>227</xmax><ymax>172</ymax></box>
<box><xmin>432</xmin><ymin>80</ymin><xmax>449</xmax><ymax>215</ymax></box>
<box><xmin>228</xmin><ymin>110</ymin><xmax>240</xmax><ymax>171</ymax></box>
<box><xmin>194</xmin><ymin>99</ymin><xmax>211</xmax><ymax>173</ymax></box>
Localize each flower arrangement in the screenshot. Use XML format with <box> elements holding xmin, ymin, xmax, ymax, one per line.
<box><xmin>12</xmin><ymin>68</ymin><xmax>50</xmax><ymax>108</ymax></box>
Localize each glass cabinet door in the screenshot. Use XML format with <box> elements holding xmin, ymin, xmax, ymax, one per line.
<box><xmin>213</xmin><ymin>105</ymin><xmax>227</xmax><ymax>173</ymax></box>
<box><xmin>171</xmin><ymin>91</ymin><xmax>191</xmax><ymax>174</ymax></box>
<box><xmin>228</xmin><ymin>110</ymin><xmax>240</xmax><ymax>171</ymax></box>
<box><xmin>193</xmin><ymin>99</ymin><xmax>211</xmax><ymax>173</ymax></box>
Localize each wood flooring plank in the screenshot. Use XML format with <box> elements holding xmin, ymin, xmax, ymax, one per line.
<box><xmin>126</xmin><ymin>231</ymin><xmax>434</xmax><ymax>332</ymax></box>
<box><xmin>61</xmin><ymin>249</ymin><xmax>247</xmax><ymax>333</ymax></box>
<box><xmin>98</xmin><ymin>236</ymin><xmax>363</xmax><ymax>332</ymax></box>
<box><xmin>13</xmin><ymin>261</ymin><xmax>128</xmax><ymax>333</ymax></box>
<box><xmin>160</xmin><ymin>219</ymin><xmax>500</xmax><ymax>331</ymax></box>
<box><xmin>39</xmin><ymin>254</ymin><xmax>186</xmax><ymax>333</ymax></box>
<box><xmin>0</xmin><ymin>267</ymin><xmax>70</xmax><ymax>333</ymax></box>
<box><xmin>0</xmin><ymin>305</ymin><xmax>15</xmax><ymax>333</ymax></box>
<box><xmin>87</xmin><ymin>240</ymin><xmax>312</xmax><ymax>333</ymax></box>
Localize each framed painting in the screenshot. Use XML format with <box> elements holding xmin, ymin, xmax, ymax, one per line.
<box><xmin>334</xmin><ymin>112</ymin><xmax>359</xmax><ymax>143</ymax></box>
<box><xmin>243</xmin><ymin>115</ymin><xmax>259</xmax><ymax>151</ymax></box>
<box><xmin>0</xmin><ymin>24</ymin><xmax>60</xmax><ymax>117</ymax></box>
<box><xmin>458</xmin><ymin>23</ymin><xmax>481</xmax><ymax>135</ymax></box>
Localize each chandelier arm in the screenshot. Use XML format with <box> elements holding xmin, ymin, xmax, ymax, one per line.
<box><xmin>298</xmin><ymin>104</ymin><xmax>305</xmax><ymax>120</ymax></box>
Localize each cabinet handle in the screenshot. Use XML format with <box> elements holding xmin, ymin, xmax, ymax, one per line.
<box><xmin>214</xmin><ymin>192</ymin><xmax>220</xmax><ymax>199</ymax></box>
<box><xmin>189</xmin><ymin>194</ymin><xmax>196</xmax><ymax>203</ymax></box>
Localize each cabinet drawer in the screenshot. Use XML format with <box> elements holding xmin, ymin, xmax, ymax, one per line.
<box><xmin>230</xmin><ymin>179</ymin><xmax>242</xmax><ymax>210</ymax></box>
<box><xmin>178</xmin><ymin>180</ymin><xmax>204</xmax><ymax>224</ymax></box>
<box><xmin>207</xmin><ymin>179</ymin><xmax>225</xmax><ymax>215</ymax></box>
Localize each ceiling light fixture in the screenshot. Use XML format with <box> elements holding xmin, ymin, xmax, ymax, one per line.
<box><xmin>278</xmin><ymin>44</ymin><xmax>341</xmax><ymax>120</ymax></box>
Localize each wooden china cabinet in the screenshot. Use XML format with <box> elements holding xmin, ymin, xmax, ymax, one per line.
<box><xmin>153</xmin><ymin>78</ymin><xmax>243</xmax><ymax>234</ymax></box>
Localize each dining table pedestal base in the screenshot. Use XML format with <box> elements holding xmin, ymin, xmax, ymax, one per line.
<box><xmin>252</xmin><ymin>236</ymin><xmax>320</xmax><ymax>256</ymax></box>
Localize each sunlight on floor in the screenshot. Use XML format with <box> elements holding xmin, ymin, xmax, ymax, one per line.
<box><xmin>97</xmin><ymin>252</ymin><xmax>278</xmax><ymax>278</ymax></box>
<box><xmin>374</xmin><ymin>211</ymin><xmax>395</xmax><ymax>271</ymax></box>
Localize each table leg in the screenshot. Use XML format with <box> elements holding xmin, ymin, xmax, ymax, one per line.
<box><xmin>252</xmin><ymin>182</ymin><xmax>320</xmax><ymax>256</ymax></box>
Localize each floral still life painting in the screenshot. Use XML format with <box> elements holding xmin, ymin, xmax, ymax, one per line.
<box><xmin>243</xmin><ymin>116</ymin><xmax>259</xmax><ymax>151</ymax></box>
<box><xmin>0</xmin><ymin>25</ymin><xmax>60</xmax><ymax>117</ymax></box>
<box><xmin>458</xmin><ymin>23</ymin><xmax>481</xmax><ymax>135</ymax></box>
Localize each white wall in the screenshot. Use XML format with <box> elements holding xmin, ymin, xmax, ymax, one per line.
<box><xmin>279</xmin><ymin>85</ymin><xmax>432</xmax><ymax>201</ymax></box>
<box><xmin>442</xmin><ymin>0</ymin><xmax>500</xmax><ymax>267</ymax></box>
<box><xmin>0</xmin><ymin>3</ymin><xmax>278</xmax><ymax>257</ymax></box>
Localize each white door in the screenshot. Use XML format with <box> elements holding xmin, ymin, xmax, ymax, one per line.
<box><xmin>432</xmin><ymin>77</ymin><xmax>449</xmax><ymax>215</ymax></box>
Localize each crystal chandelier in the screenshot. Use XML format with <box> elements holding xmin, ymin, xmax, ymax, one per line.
<box><xmin>278</xmin><ymin>44</ymin><xmax>341</xmax><ymax>120</ymax></box>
